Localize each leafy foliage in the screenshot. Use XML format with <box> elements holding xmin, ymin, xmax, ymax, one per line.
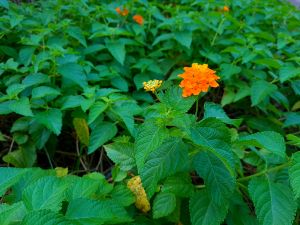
<box><xmin>0</xmin><ymin>0</ymin><xmax>300</xmax><ymax>224</ymax></box>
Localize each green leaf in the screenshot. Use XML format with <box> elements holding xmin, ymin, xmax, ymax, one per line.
<box><xmin>140</xmin><ymin>138</ymin><xmax>189</xmax><ymax>197</ymax></box>
<box><xmin>161</xmin><ymin>173</ymin><xmax>194</xmax><ymax>197</ymax></box>
<box><xmin>88</xmin><ymin>122</ymin><xmax>117</xmax><ymax>154</ymax></box>
<box><xmin>31</xmin><ymin>86</ymin><xmax>61</xmax><ymax>99</ymax></box>
<box><xmin>0</xmin><ymin>0</ymin><xmax>9</xmax><ymax>9</ymax></box>
<box><xmin>238</xmin><ymin>131</ymin><xmax>286</xmax><ymax>159</ymax></box>
<box><xmin>61</xmin><ymin>95</ymin><xmax>85</xmax><ymax>110</ymax></box>
<box><xmin>88</xmin><ymin>101</ymin><xmax>107</xmax><ymax>124</ymax></box>
<box><xmin>105</xmin><ymin>39</ymin><xmax>126</xmax><ymax>65</ymax></box>
<box><xmin>0</xmin><ymin>202</ymin><xmax>26</xmax><ymax>225</ymax></box>
<box><xmin>22</xmin><ymin>73</ymin><xmax>50</xmax><ymax>87</ymax></box>
<box><xmin>135</xmin><ymin>120</ymin><xmax>169</xmax><ymax>171</ymax></box>
<box><xmin>3</xmin><ymin>144</ymin><xmax>36</xmax><ymax>167</ymax></box>
<box><xmin>153</xmin><ymin>192</ymin><xmax>176</xmax><ymax>219</ymax></box>
<box><xmin>18</xmin><ymin>46</ymin><xmax>35</xmax><ymax>66</ymax></box>
<box><xmin>219</xmin><ymin>64</ymin><xmax>241</xmax><ymax>80</ymax></box>
<box><xmin>63</xmin><ymin>176</ymin><xmax>101</xmax><ymax>201</ymax></box>
<box><xmin>284</xmin><ymin>112</ymin><xmax>300</xmax><ymax>127</ymax></box>
<box><xmin>193</xmin><ymin>151</ymin><xmax>235</xmax><ymax>205</ymax></box>
<box><xmin>58</xmin><ymin>63</ymin><xmax>88</xmax><ymax>88</ymax></box>
<box><xmin>289</xmin><ymin>152</ymin><xmax>300</xmax><ymax>199</ymax></box>
<box><xmin>158</xmin><ymin>86</ymin><xmax>196</xmax><ymax>113</ymax></box>
<box><xmin>104</xmin><ymin>142</ymin><xmax>135</xmax><ymax>171</ymax></box>
<box><xmin>22</xmin><ymin>176</ymin><xmax>67</xmax><ymax>212</ymax></box>
<box><xmin>279</xmin><ymin>66</ymin><xmax>300</xmax><ymax>83</ymax></box>
<box><xmin>254</xmin><ymin>58</ymin><xmax>281</xmax><ymax>69</ymax></box>
<box><xmin>174</xmin><ymin>30</ymin><xmax>192</xmax><ymax>48</ymax></box>
<box><xmin>190</xmin><ymin>190</ymin><xmax>229</xmax><ymax>225</ymax></box>
<box><xmin>65</xmin><ymin>198</ymin><xmax>132</xmax><ymax>224</ymax></box>
<box><xmin>189</xmin><ymin>118</ymin><xmax>234</xmax><ymax>174</ymax></box>
<box><xmin>111</xmin><ymin>184</ymin><xmax>135</xmax><ymax>207</ymax></box>
<box><xmin>73</xmin><ymin>118</ymin><xmax>90</xmax><ymax>146</ymax></box>
<box><xmin>9</xmin><ymin>98</ymin><xmax>33</xmax><ymax>117</ymax></box>
<box><xmin>67</xmin><ymin>26</ymin><xmax>87</xmax><ymax>47</ymax></box>
<box><xmin>251</xmin><ymin>80</ymin><xmax>277</xmax><ymax>106</ymax></box>
<box><xmin>21</xmin><ymin>210</ymin><xmax>68</xmax><ymax>225</ymax></box>
<box><xmin>204</xmin><ymin>102</ymin><xmax>242</xmax><ymax>127</ymax></box>
<box><xmin>0</xmin><ymin>168</ymin><xmax>28</xmax><ymax>196</ymax></box>
<box><xmin>286</xmin><ymin>134</ymin><xmax>300</xmax><ymax>148</ymax></box>
<box><xmin>248</xmin><ymin>178</ymin><xmax>297</xmax><ymax>225</ymax></box>
<box><xmin>35</xmin><ymin>109</ymin><xmax>62</xmax><ymax>135</ymax></box>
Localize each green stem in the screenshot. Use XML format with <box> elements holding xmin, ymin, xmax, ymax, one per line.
<box><xmin>238</xmin><ymin>162</ymin><xmax>291</xmax><ymax>182</ymax></box>
<box><xmin>210</xmin><ymin>17</ymin><xmax>226</xmax><ymax>46</ymax></box>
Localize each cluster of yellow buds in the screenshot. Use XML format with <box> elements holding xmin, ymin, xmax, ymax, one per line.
<box><xmin>143</xmin><ymin>80</ymin><xmax>163</xmax><ymax>93</ymax></box>
<box><xmin>127</xmin><ymin>176</ymin><xmax>151</xmax><ymax>213</ymax></box>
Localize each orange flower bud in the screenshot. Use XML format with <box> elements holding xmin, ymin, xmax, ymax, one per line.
<box><xmin>133</xmin><ymin>14</ymin><xmax>144</xmax><ymax>25</ymax></box>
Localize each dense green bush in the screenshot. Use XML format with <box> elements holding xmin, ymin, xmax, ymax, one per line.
<box><xmin>1</xmin><ymin>0</ymin><xmax>300</xmax><ymax>224</ymax></box>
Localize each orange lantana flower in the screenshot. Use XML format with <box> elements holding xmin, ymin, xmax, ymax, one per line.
<box><xmin>223</xmin><ymin>6</ymin><xmax>230</xmax><ymax>12</ymax></box>
<box><xmin>115</xmin><ymin>7</ymin><xmax>129</xmax><ymax>16</ymax></box>
<box><xmin>133</xmin><ymin>14</ymin><xmax>144</xmax><ymax>25</ymax></box>
<box><xmin>178</xmin><ymin>63</ymin><xmax>220</xmax><ymax>97</ymax></box>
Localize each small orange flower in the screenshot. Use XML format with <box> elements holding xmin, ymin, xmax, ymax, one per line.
<box><xmin>178</xmin><ymin>63</ymin><xmax>220</xmax><ymax>97</ymax></box>
<box><xmin>223</xmin><ymin>6</ymin><xmax>230</xmax><ymax>12</ymax></box>
<box><xmin>115</xmin><ymin>7</ymin><xmax>129</xmax><ymax>16</ymax></box>
<box><xmin>133</xmin><ymin>14</ymin><xmax>144</xmax><ymax>25</ymax></box>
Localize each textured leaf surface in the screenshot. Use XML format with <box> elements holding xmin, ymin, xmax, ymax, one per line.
<box><xmin>21</xmin><ymin>210</ymin><xmax>68</xmax><ymax>225</ymax></box>
<box><xmin>9</xmin><ymin>98</ymin><xmax>33</xmax><ymax>117</ymax></box>
<box><xmin>104</xmin><ymin>142</ymin><xmax>135</xmax><ymax>171</ymax></box>
<box><xmin>194</xmin><ymin>151</ymin><xmax>235</xmax><ymax>205</ymax></box>
<box><xmin>73</xmin><ymin>118</ymin><xmax>90</xmax><ymax>146</ymax></box>
<box><xmin>105</xmin><ymin>39</ymin><xmax>126</xmax><ymax>65</ymax></box>
<box><xmin>22</xmin><ymin>176</ymin><xmax>67</xmax><ymax>212</ymax></box>
<box><xmin>190</xmin><ymin>190</ymin><xmax>229</xmax><ymax>225</ymax></box>
<box><xmin>161</xmin><ymin>173</ymin><xmax>194</xmax><ymax>197</ymax></box>
<box><xmin>65</xmin><ymin>198</ymin><xmax>132</xmax><ymax>224</ymax></box>
<box><xmin>239</xmin><ymin>131</ymin><xmax>286</xmax><ymax>159</ymax></box>
<box><xmin>58</xmin><ymin>63</ymin><xmax>87</xmax><ymax>88</ymax></box>
<box><xmin>0</xmin><ymin>202</ymin><xmax>26</xmax><ymax>225</ymax></box>
<box><xmin>248</xmin><ymin>178</ymin><xmax>297</xmax><ymax>225</ymax></box>
<box><xmin>88</xmin><ymin>101</ymin><xmax>107</xmax><ymax>124</ymax></box>
<box><xmin>289</xmin><ymin>152</ymin><xmax>300</xmax><ymax>199</ymax></box>
<box><xmin>153</xmin><ymin>192</ymin><xmax>176</xmax><ymax>219</ymax></box>
<box><xmin>35</xmin><ymin>108</ymin><xmax>62</xmax><ymax>135</ymax></box>
<box><xmin>251</xmin><ymin>80</ymin><xmax>277</xmax><ymax>106</ymax></box>
<box><xmin>111</xmin><ymin>184</ymin><xmax>135</xmax><ymax>207</ymax></box>
<box><xmin>140</xmin><ymin>138</ymin><xmax>189</xmax><ymax>197</ymax></box>
<box><xmin>0</xmin><ymin>167</ymin><xmax>28</xmax><ymax>196</ymax></box>
<box><xmin>88</xmin><ymin>122</ymin><xmax>117</xmax><ymax>154</ymax></box>
<box><xmin>135</xmin><ymin>120</ymin><xmax>169</xmax><ymax>171</ymax></box>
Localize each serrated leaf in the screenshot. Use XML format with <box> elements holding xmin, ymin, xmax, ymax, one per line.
<box><xmin>9</xmin><ymin>98</ymin><xmax>33</xmax><ymax>116</ymax></box>
<box><xmin>88</xmin><ymin>122</ymin><xmax>117</xmax><ymax>154</ymax></box>
<box><xmin>140</xmin><ymin>138</ymin><xmax>189</xmax><ymax>197</ymax></box>
<box><xmin>22</xmin><ymin>176</ymin><xmax>67</xmax><ymax>212</ymax></box>
<box><xmin>279</xmin><ymin>66</ymin><xmax>300</xmax><ymax>83</ymax></box>
<box><xmin>31</xmin><ymin>86</ymin><xmax>61</xmax><ymax>99</ymax></box>
<box><xmin>35</xmin><ymin>109</ymin><xmax>62</xmax><ymax>135</ymax></box>
<box><xmin>18</xmin><ymin>46</ymin><xmax>35</xmax><ymax>66</ymax></box>
<box><xmin>190</xmin><ymin>190</ymin><xmax>229</xmax><ymax>225</ymax></box>
<box><xmin>88</xmin><ymin>101</ymin><xmax>107</xmax><ymax>124</ymax></box>
<box><xmin>3</xmin><ymin>144</ymin><xmax>36</xmax><ymax>167</ymax></box>
<box><xmin>22</xmin><ymin>73</ymin><xmax>50</xmax><ymax>87</ymax></box>
<box><xmin>162</xmin><ymin>173</ymin><xmax>194</xmax><ymax>197</ymax></box>
<box><xmin>251</xmin><ymin>80</ymin><xmax>277</xmax><ymax>106</ymax></box>
<box><xmin>135</xmin><ymin>120</ymin><xmax>169</xmax><ymax>171</ymax></box>
<box><xmin>105</xmin><ymin>39</ymin><xmax>126</xmax><ymax>65</ymax></box>
<box><xmin>58</xmin><ymin>63</ymin><xmax>88</xmax><ymax>88</ymax></box>
<box><xmin>111</xmin><ymin>184</ymin><xmax>135</xmax><ymax>207</ymax></box>
<box><xmin>67</xmin><ymin>26</ymin><xmax>87</xmax><ymax>47</ymax></box>
<box><xmin>65</xmin><ymin>198</ymin><xmax>132</xmax><ymax>224</ymax></box>
<box><xmin>0</xmin><ymin>168</ymin><xmax>28</xmax><ymax>196</ymax></box>
<box><xmin>248</xmin><ymin>178</ymin><xmax>297</xmax><ymax>225</ymax></box>
<box><xmin>194</xmin><ymin>151</ymin><xmax>235</xmax><ymax>205</ymax></box>
<box><xmin>73</xmin><ymin>118</ymin><xmax>89</xmax><ymax>146</ymax></box>
<box><xmin>289</xmin><ymin>152</ymin><xmax>300</xmax><ymax>199</ymax></box>
<box><xmin>0</xmin><ymin>202</ymin><xmax>26</xmax><ymax>225</ymax></box>
<box><xmin>238</xmin><ymin>131</ymin><xmax>286</xmax><ymax>159</ymax></box>
<box><xmin>189</xmin><ymin>118</ymin><xmax>235</xmax><ymax>174</ymax></box>
<box><xmin>61</xmin><ymin>95</ymin><xmax>85</xmax><ymax>110</ymax></box>
<box><xmin>21</xmin><ymin>210</ymin><xmax>68</xmax><ymax>225</ymax></box>
<box><xmin>153</xmin><ymin>192</ymin><xmax>176</xmax><ymax>219</ymax></box>
<box><xmin>158</xmin><ymin>86</ymin><xmax>196</xmax><ymax>113</ymax></box>
<box><xmin>204</xmin><ymin>102</ymin><xmax>242</xmax><ymax>127</ymax></box>
<box><xmin>104</xmin><ymin>142</ymin><xmax>135</xmax><ymax>171</ymax></box>
<box><xmin>219</xmin><ymin>64</ymin><xmax>241</xmax><ymax>80</ymax></box>
<box><xmin>284</xmin><ymin>112</ymin><xmax>300</xmax><ymax>127</ymax></box>
<box><xmin>174</xmin><ymin>30</ymin><xmax>192</xmax><ymax>48</ymax></box>
<box><xmin>254</xmin><ymin>58</ymin><xmax>281</xmax><ymax>69</ymax></box>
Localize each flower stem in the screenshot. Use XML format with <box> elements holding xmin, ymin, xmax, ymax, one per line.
<box><xmin>210</xmin><ymin>17</ymin><xmax>226</xmax><ymax>46</ymax></box>
<box><xmin>237</xmin><ymin>162</ymin><xmax>291</xmax><ymax>182</ymax></box>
